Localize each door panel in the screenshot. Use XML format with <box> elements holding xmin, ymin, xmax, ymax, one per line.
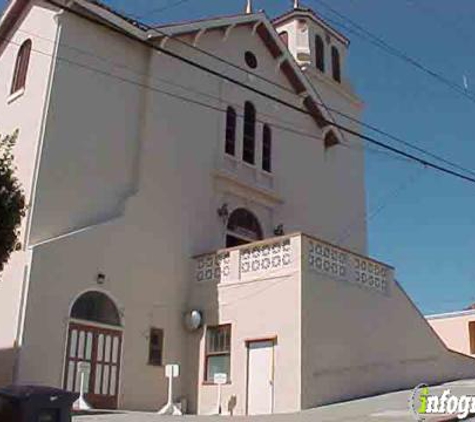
<box><xmin>64</xmin><ymin>322</ymin><xmax>122</xmax><ymax>409</ymax></box>
<box><xmin>247</xmin><ymin>340</ymin><xmax>275</xmax><ymax>415</ymax></box>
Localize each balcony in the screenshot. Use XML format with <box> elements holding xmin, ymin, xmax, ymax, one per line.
<box><xmin>193</xmin><ymin>232</ymin><xmax>393</xmax><ymax>296</ymax></box>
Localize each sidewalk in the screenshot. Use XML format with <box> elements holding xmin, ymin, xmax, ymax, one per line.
<box><xmin>73</xmin><ymin>379</ymin><xmax>475</xmax><ymax>421</ymax></box>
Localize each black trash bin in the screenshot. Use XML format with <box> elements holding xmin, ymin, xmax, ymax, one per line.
<box><xmin>0</xmin><ymin>385</ymin><xmax>78</xmax><ymax>422</ymax></box>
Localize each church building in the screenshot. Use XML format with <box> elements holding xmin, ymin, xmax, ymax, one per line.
<box><xmin>0</xmin><ymin>0</ymin><xmax>474</xmax><ymax>415</ymax></box>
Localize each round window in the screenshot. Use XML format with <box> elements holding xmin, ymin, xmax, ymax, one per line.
<box><xmin>245</xmin><ymin>51</ymin><xmax>258</xmax><ymax>69</ymax></box>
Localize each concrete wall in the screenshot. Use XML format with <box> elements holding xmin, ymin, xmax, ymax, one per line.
<box><xmin>300</xmin><ymin>235</ymin><xmax>475</xmax><ymax>409</ymax></box>
<box><xmin>188</xmin><ymin>235</ymin><xmax>302</xmax><ymax>415</ymax></box>
<box><xmin>428</xmin><ymin>312</ymin><xmax>475</xmax><ymax>357</ymax></box>
<box><xmin>0</xmin><ymin>0</ymin><xmax>59</xmax><ymax>361</ymax></box>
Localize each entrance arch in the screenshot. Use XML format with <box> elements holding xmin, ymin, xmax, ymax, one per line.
<box><xmin>64</xmin><ymin>291</ymin><xmax>123</xmax><ymax>409</ymax></box>
<box><xmin>226</xmin><ymin>208</ymin><xmax>263</xmax><ymax>247</ymax></box>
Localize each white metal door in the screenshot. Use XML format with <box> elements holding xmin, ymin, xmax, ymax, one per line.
<box><xmin>247</xmin><ymin>340</ymin><xmax>275</xmax><ymax>415</ymax></box>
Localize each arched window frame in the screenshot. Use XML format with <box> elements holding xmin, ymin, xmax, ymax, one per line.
<box><xmin>225</xmin><ymin>106</ymin><xmax>237</xmax><ymax>156</ymax></box>
<box><xmin>331</xmin><ymin>46</ymin><xmax>341</xmax><ymax>83</ymax></box>
<box><xmin>11</xmin><ymin>39</ymin><xmax>32</xmax><ymax>95</ymax></box>
<box><xmin>242</xmin><ymin>101</ymin><xmax>256</xmax><ymax>165</ymax></box>
<box><xmin>315</xmin><ymin>34</ymin><xmax>325</xmax><ymax>73</ymax></box>
<box><xmin>262</xmin><ymin>124</ymin><xmax>272</xmax><ymax>173</ymax></box>
<box><xmin>226</xmin><ymin>208</ymin><xmax>263</xmax><ymax>247</ymax></box>
<box><xmin>70</xmin><ymin>291</ymin><xmax>122</xmax><ymax>327</ymax></box>
<box><xmin>279</xmin><ymin>31</ymin><xmax>289</xmax><ymax>47</ymax></box>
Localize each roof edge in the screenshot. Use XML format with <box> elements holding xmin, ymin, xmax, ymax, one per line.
<box><xmin>273</xmin><ymin>7</ymin><xmax>349</xmax><ymax>46</ymax></box>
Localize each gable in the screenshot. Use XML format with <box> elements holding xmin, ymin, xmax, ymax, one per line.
<box><xmin>0</xmin><ymin>0</ymin><xmax>329</xmax><ymax>131</ymax></box>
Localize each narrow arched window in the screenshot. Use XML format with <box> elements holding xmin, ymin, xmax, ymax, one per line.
<box><xmin>11</xmin><ymin>39</ymin><xmax>32</xmax><ymax>95</ymax></box>
<box><xmin>331</xmin><ymin>46</ymin><xmax>341</xmax><ymax>83</ymax></box>
<box><xmin>315</xmin><ymin>35</ymin><xmax>325</xmax><ymax>72</ymax></box>
<box><xmin>243</xmin><ymin>101</ymin><xmax>256</xmax><ymax>165</ymax></box>
<box><xmin>279</xmin><ymin>31</ymin><xmax>289</xmax><ymax>47</ymax></box>
<box><xmin>262</xmin><ymin>124</ymin><xmax>272</xmax><ymax>173</ymax></box>
<box><xmin>225</xmin><ymin>106</ymin><xmax>236</xmax><ymax>156</ymax></box>
<box><xmin>71</xmin><ymin>291</ymin><xmax>121</xmax><ymax>326</ymax></box>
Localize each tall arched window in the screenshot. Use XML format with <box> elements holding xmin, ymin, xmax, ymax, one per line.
<box><xmin>279</xmin><ymin>31</ymin><xmax>289</xmax><ymax>47</ymax></box>
<box><xmin>11</xmin><ymin>39</ymin><xmax>32</xmax><ymax>94</ymax></box>
<box><xmin>226</xmin><ymin>208</ymin><xmax>263</xmax><ymax>247</ymax></box>
<box><xmin>315</xmin><ymin>35</ymin><xmax>325</xmax><ymax>72</ymax></box>
<box><xmin>262</xmin><ymin>124</ymin><xmax>272</xmax><ymax>173</ymax></box>
<box><xmin>331</xmin><ymin>46</ymin><xmax>341</xmax><ymax>83</ymax></box>
<box><xmin>225</xmin><ymin>106</ymin><xmax>237</xmax><ymax>156</ymax></box>
<box><xmin>71</xmin><ymin>291</ymin><xmax>121</xmax><ymax>326</ymax></box>
<box><xmin>242</xmin><ymin>101</ymin><xmax>256</xmax><ymax>165</ymax></box>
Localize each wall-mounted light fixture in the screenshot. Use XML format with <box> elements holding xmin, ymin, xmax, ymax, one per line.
<box><xmin>274</xmin><ymin>224</ymin><xmax>285</xmax><ymax>236</ymax></box>
<box><xmin>217</xmin><ymin>203</ymin><xmax>229</xmax><ymax>222</ymax></box>
<box><xmin>96</xmin><ymin>273</ymin><xmax>106</xmax><ymax>285</ymax></box>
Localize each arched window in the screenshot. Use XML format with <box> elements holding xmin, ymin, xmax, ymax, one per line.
<box><xmin>71</xmin><ymin>291</ymin><xmax>121</xmax><ymax>326</ymax></box>
<box><xmin>11</xmin><ymin>39</ymin><xmax>32</xmax><ymax>94</ymax></box>
<box><xmin>331</xmin><ymin>46</ymin><xmax>341</xmax><ymax>83</ymax></box>
<box><xmin>225</xmin><ymin>106</ymin><xmax>237</xmax><ymax>156</ymax></box>
<box><xmin>315</xmin><ymin>35</ymin><xmax>325</xmax><ymax>72</ymax></box>
<box><xmin>242</xmin><ymin>101</ymin><xmax>256</xmax><ymax>165</ymax></box>
<box><xmin>226</xmin><ymin>208</ymin><xmax>263</xmax><ymax>247</ymax></box>
<box><xmin>262</xmin><ymin>124</ymin><xmax>272</xmax><ymax>173</ymax></box>
<box><xmin>279</xmin><ymin>31</ymin><xmax>289</xmax><ymax>47</ymax></box>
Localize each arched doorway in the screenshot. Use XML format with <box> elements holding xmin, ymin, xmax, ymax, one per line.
<box><xmin>226</xmin><ymin>208</ymin><xmax>263</xmax><ymax>247</ymax></box>
<box><xmin>64</xmin><ymin>291</ymin><xmax>123</xmax><ymax>409</ymax></box>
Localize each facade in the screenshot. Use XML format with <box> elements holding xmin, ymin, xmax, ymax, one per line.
<box><xmin>0</xmin><ymin>0</ymin><xmax>475</xmax><ymax>416</ymax></box>
<box><xmin>428</xmin><ymin>309</ymin><xmax>475</xmax><ymax>357</ymax></box>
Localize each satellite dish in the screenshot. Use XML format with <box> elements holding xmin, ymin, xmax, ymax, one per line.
<box><xmin>184</xmin><ymin>310</ymin><xmax>203</xmax><ymax>331</ymax></box>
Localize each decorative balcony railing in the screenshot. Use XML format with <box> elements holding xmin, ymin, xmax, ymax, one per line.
<box><xmin>194</xmin><ymin>233</ymin><xmax>393</xmax><ymax>295</ymax></box>
<box><xmin>307</xmin><ymin>237</ymin><xmax>390</xmax><ymax>295</ymax></box>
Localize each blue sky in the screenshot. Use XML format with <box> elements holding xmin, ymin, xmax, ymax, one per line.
<box><xmin>2</xmin><ymin>0</ymin><xmax>475</xmax><ymax>315</ymax></box>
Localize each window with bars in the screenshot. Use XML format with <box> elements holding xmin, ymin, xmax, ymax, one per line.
<box><xmin>262</xmin><ymin>124</ymin><xmax>272</xmax><ymax>173</ymax></box>
<box><xmin>242</xmin><ymin>101</ymin><xmax>256</xmax><ymax>165</ymax></box>
<box><xmin>11</xmin><ymin>39</ymin><xmax>32</xmax><ymax>95</ymax></box>
<box><xmin>148</xmin><ymin>328</ymin><xmax>164</xmax><ymax>366</ymax></box>
<box><xmin>225</xmin><ymin>106</ymin><xmax>237</xmax><ymax>156</ymax></box>
<box><xmin>205</xmin><ymin>324</ymin><xmax>231</xmax><ymax>382</ymax></box>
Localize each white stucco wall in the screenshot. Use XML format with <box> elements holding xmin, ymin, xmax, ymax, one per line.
<box><xmin>6</xmin><ymin>1</ymin><xmax>370</xmax><ymax>412</ymax></box>
<box><xmin>188</xmin><ymin>235</ymin><xmax>302</xmax><ymax>415</ymax></box>
<box><xmin>300</xmin><ymin>235</ymin><xmax>475</xmax><ymax>409</ymax></box>
<box><xmin>0</xmin><ymin>0</ymin><xmax>59</xmax><ymax>383</ymax></box>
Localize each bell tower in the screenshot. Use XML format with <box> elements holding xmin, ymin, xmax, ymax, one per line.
<box><xmin>273</xmin><ymin>3</ymin><xmax>349</xmax><ymax>85</ymax></box>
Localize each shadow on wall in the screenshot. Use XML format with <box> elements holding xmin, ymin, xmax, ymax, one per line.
<box><xmin>0</xmin><ymin>347</ymin><xmax>18</xmax><ymax>387</ymax></box>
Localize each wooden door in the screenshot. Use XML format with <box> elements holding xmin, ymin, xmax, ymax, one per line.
<box><xmin>64</xmin><ymin>322</ymin><xmax>122</xmax><ymax>409</ymax></box>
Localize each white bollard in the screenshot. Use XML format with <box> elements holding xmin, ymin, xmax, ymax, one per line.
<box><xmin>74</xmin><ymin>362</ymin><xmax>92</xmax><ymax>411</ymax></box>
<box><xmin>158</xmin><ymin>364</ymin><xmax>182</xmax><ymax>415</ymax></box>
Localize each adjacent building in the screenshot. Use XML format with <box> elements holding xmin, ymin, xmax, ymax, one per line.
<box><xmin>428</xmin><ymin>307</ymin><xmax>475</xmax><ymax>358</ymax></box>
<box><xmin>1</xmin><ymin>0</ymin><xmax>474</xmax><ymax>415</ymax></box>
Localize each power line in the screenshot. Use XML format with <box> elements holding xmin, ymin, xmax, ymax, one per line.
<box><xmin>16</xmin><ymin>2</ymin><xmax>475</xmax><ymax>180</ymax></box>
<box><xmin>334</xmin><ymin>166</ymin><xmax>424</xmax><ymax>245</ymax></box>
<box><xmin>309</xmin><ymin>0</ymin><xmax>475</xmax><ymax>104</ymax></box>
<box><xmin>405</xmin><ymin>0</ymin><xmax>472</xmax><ymax>42</ymax></box>
<box><xmin>17</xmin><ymin>1</ymin><xmax>475</xmax><ymax>188</ymax></box>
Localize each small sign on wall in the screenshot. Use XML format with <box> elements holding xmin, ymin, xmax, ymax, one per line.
<box><xmin>213</xmin><ymin>373</ymin><xmax>227</xmax><ymax>385</ymax></box>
